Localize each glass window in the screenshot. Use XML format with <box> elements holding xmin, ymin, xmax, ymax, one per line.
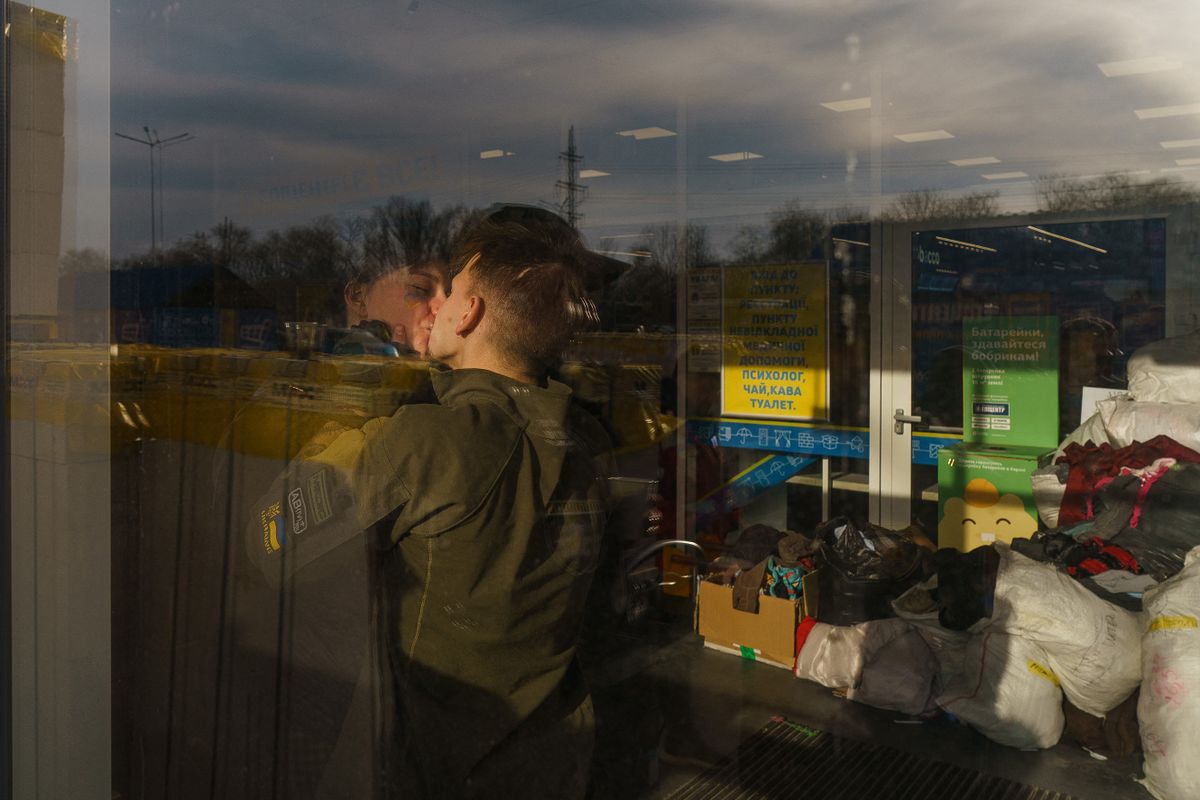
<box><xmin>8</xmin><ymin>1</ymin><xmax>1200</xmax><ymax>797</ymax></box>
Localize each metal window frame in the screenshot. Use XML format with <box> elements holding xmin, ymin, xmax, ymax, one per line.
<box><xmin>0</xmin><ymin>0</ymin><xmax>14</xmax><ymax>796</ymax></box>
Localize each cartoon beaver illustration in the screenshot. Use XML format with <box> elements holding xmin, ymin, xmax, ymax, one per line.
<box><xmin>939</xmin><ymin>477</ymin><xmax>1037</xmax><ymax>551</ymax></box>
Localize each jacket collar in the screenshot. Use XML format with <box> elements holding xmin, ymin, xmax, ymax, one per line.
<box><xmin>431</xmin><ymin>367</ymin><xmax>572</xmax><ymax>416</ymax></box>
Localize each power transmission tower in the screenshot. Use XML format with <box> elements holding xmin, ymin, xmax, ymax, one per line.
<box><xmin>556</xmin><ymin>125</ymin><xmax>585</xmax><ymax>228</ymax></box>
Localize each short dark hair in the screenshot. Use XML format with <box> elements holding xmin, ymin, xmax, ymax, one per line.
<box><xmin>450</xmin><ymin>206</ymin><xmax>597</xmax><ymax>372</ymax></box>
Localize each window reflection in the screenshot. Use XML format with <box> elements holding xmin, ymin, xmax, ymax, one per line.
<box><xmin>7</xmin><ymin>0</ymin><xmax>1200</xmax><ymax>797</ymax></box>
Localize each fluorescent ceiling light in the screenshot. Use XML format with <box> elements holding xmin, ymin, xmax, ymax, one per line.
<box><xmin>579</xmin><ymin>169</ymin><xmax>610</xmax><ymax>178</ymax></box>
<box><xmin>831</xmin><ymin>237</ymin><xmax>870</xmax><ymax>247</ymax></box>
<box><xmin>935</xmin><ymin>235</ymin><xmax>997</xmax><ymax>253</ymax></box>
<box><xmin>1135</xmin><ymin>103</ymin><xmax>1200</xmax><ymax>120</ymax></box>
<box><xmin>820</xmin><ymin>97</ymin><xmax>871</xmax><ymax>112</ymax></box>
<box><xmin>596</xmin><ymin>249</ymin><xmax>651</xmax><ymax>258</ymax></box>
<box><xmin>1027</xmin><ymin>225</ymin><xmax>1108</xmax><ymax>254</ymax></box>
<box><xmin>1098</xmin><ymin>56</ymin><xmax>1183</xmax><ymax>77</ymax></box>
<box><xmin>617</xmin><ymin>127</ymin><xmax>676</xmax><ymax>140</ymax></box>
<box><xmin>1161</xmin><ymin>138</ymin><xmax>1200</xmax><ymax>149</ymax></box>
<box><xmin>981</xmin><ymin>171</ymin><xmax>1028</xmax><ymax>180</ymax></box>
<box><xmin>894</xmin><ymin>129</ymin><xmax>954</xmax><ymax>143</ymax></box>
<box><xmin>708</xmin><ymin>151</ymin><xmax>763</xmax><ymax>162</ymax></box>
<box><xmin>480</xmin><ymin>149</ymin><xmax>514</xmax><ymax>159</ymax></box>
<box><xmin>1175</xmin><ymin>158</ymin><xmax>1200</xmax><ymax>167</ymax></box>
<box><xmin>949</xmin><ymin>156</ymin><xmax>1000</xmax><ymax>167</ymax></box>
<box><xmin>1162</xmin><ymin>165</ymin><xmax>1200</xmax><ymax>173</ymax></box>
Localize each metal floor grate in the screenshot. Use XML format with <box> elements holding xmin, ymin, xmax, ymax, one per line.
<box><xmin>665</xmin><ymin>718</ymin><xmax>1077</xmax><ymax>800</ymax></box>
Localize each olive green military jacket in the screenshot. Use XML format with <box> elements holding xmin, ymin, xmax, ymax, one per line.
<box><xmin>245</xmin><ymin>367</ymin><xmax>613</xmax><ymax>794</ymax></box>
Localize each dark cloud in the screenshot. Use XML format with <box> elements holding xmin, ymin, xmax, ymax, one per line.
<box><xmin>106</xmin><ymin>0</ymin><xmax>1200</xmax><ymax>256</ymax></box>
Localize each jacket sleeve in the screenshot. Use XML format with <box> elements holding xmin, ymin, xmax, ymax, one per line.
<box><xmin>244</xmin><ymin>415</ymin><xmax>413</xmax><ymax>587</ymax></box>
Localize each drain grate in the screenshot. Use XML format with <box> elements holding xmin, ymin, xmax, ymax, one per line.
<box><xmin>665</xmin><ymin>718</ymin><xmax>1077</xmax><ymax>800</ymax></box>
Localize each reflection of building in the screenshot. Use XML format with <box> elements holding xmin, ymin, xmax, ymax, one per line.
<box><xmin>9</xmin><ymin>4</ymin><xmax>68</xmax><ymax>340</ymax></box>
<box><xmin>59</xmin><ymin>265</ymin><xmax>278</xmax><ymax>348</ymax></box>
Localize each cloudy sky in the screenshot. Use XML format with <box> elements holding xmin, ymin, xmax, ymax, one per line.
<box><xmin>57</xmin><ymin>0</ymin><xmax>1200</xmax><ymax>256</ymax></box>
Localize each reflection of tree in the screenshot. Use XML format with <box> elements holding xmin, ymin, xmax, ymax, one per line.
<box><xmin>634</xmin><ymin>222</ymin><xmax>714</xmax><ymax>272</ymax></box>
<box><xmin>728</xmin><ymin>225</ymin><xmax>766</xmax><ymax>265</ymax></box>
<box><xmin>114</xmin><ymin>198</ymin><xmax>478</xmax><ymax>322</ymax></box>
<box><xmin>1036</xmin><ymin>173</ymin><xmax>1200</xmax><ymax>213</ymax></box>
<box><xmin>731</xmin><ymin>202</ymin><xmax>866</xmax><ymax>264</ymax></box>
<box><xmin>882</xmin><ymin>189</ymin><xmax>999</xmax><ymax>222</ymax></box>
<box><xmin>59</xmin><ymin>247</ymin><xmax>109</xmax><ymax>275</ymax></box>
<box><xmin>358</xmin><ymin>197</ymin><xmax>468</xmax><ymax>269</ymax></box>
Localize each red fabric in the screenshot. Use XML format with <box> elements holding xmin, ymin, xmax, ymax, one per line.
<box><xmin>1063</xmin><ymin>537</ymin><xmax>1142</xmax><ymax>578</ymax></box>
<box><xmin>1055</xmin><ymin>436</ymin><xmax>1200</xmax><ymax>526</ymax></box>
<box><xmin>1124</xmin><ymin>460</ymin><xmax>1174</xmax><ymax>529</ymax></box>
<box><xmin>1096</xmin><ymin>539</ymin><xmax>1140</xmax><ymax>572</ymax></box>
<box><xmin>793</xmin><ymin>615</ymin><xmax>819</xmax><ymax>673</ymax></box>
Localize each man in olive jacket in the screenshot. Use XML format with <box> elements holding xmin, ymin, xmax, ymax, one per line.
<box><xmin>244</xmin><ymin>208</ymin><xmax>611</xmax><ymax>798</ymax></box>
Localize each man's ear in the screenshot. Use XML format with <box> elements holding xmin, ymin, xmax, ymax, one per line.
<box><xmin>344</xmin><ymin>282</ymin><xmax>366</xmax><ymax>316</ymax></box>
<box><xmin>454</xmin><ymin>295</ymin><xmax>484</xmax><ymax>337</ymax></box>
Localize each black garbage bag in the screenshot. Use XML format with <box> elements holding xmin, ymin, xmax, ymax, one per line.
<box><xmin>813</xmin><ymin>517</ymin><xmax>927</xmax><ymax>625</ymax></box>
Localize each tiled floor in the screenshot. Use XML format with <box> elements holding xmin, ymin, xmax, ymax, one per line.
<box><xmin>584</xmin><ymin>610</ymin><xmax>1151</xmax><ymax>800</ymax></box>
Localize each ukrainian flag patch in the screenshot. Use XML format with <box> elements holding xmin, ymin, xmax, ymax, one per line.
<box><xmin>261</xmin><ymin>501</ymin><xmax>285</xmax><ymax>553</ymax></box>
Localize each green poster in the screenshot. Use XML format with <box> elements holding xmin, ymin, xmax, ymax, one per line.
<box><xmin>962</xmin><ymin>316</ymin><xmax>1059</xmax><ymax>448</ymax></box>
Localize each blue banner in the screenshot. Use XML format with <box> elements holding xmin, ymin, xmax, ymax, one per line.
<box><xmin>911</xmin><ymin>433</ymin><xmax>961</xmax><ymax>466</ymax></box>
<box><xmin>688</xmin><ymin>417</ymin><xmax>961</xmax><ymax>466</ymax></box>
<box><xmin>689</xmin><ymin>418</ymin><xmax>868</xmax><ymax>459</ymax></box>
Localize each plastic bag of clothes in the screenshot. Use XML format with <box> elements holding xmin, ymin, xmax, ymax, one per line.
<box><xmin>986</xmin><ymin>544</ymin><xmax>1140</xmax><ymax>717</ymax></box>
<box><xmin>813</xmin><ymin>517</ymin><xmax>926</xmax><ymax>625</ymax></box>
<box><xmin>1138</xmin><ymin>545</ymin><xmax>1200</xmax><ymax>800</ymax></box>
<box><xmin>1031</xmin><ymin>462</ymin><xmax>1069</xmax><ymax>529</ymax></box>
<box><xmin>1126</xmin><ymin>330</ymin><xmax>1200</xmax><ymax>405</ymax></box>
<box><xmin>794</xmin><ymin>617</ymin><xmax>908</xmax><ymax>689</ymax></box>
<box><xmin>891</xmin><ymin>577</ymin><xmax>971</xmax><ymax>692</ymax></box>
<box><xmin>937</xmin><ymin>632</ymin><xmax>1065</xmax><ymax>750</ymax></box>
<box><xmin>847</xmin><ymin>626</ymin><xmax>938</xmax><ymax>716</ymax></box>
<box><xmin>1057</xmin><ymin>398</ymin><xmax>1200</xmax><ymax>456</ymax></box>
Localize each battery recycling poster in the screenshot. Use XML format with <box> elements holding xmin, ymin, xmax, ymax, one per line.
<box><xmin>721</xmin><ymin>263</ymin><xmax>828</xmax><ymax>421</ymax></box>
<box><xmin>962</xmin><ymin>316</ymin><xmax>1059</xmax><ymax>447</ymax></box>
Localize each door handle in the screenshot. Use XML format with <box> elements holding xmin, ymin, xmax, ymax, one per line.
<box><xmin>894</xmin><ymin>408</ymin><xmax>963</xmax><ymax>435</ymax></box>
<box><xmin>894</xmin><ymin>408</ymin><xmax>921</xmax><ymax>434</ymax></box>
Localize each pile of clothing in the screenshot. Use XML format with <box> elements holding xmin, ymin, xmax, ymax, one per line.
<box><xmin>711</xmin><ymin>524</ymin><xmax>820</xmax><ymax>615</ymax></box>
<box><xmin>781</xmin><ymin>333</ymin><xmax>1200</xmax><ymax>800</ymax></box>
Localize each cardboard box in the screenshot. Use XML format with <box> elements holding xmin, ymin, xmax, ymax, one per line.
<box><xmin>937</xmin><ymin>443</ymin><xmax>1051</xmax><ymax>552</ymax></box>
<box><xmin>695</xmin><ymin>573</ymin><xmax>818</xmax><ymax>669</ymax></box>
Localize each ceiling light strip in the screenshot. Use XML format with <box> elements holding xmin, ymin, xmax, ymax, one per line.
<box><xmin>1027</xmin><ymin>225</ymin><xmax>1108</xmax><ymax>254</ymax></box>
<box><xmin>935</xmin><ymin>235</ymin><xmax>997</xmax><ymax>253</ymax></box>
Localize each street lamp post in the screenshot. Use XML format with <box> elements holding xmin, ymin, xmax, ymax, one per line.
<box><xmin>115</xmin><ymin>126</ymin><xmax>194</xmax><ymax>261</ymax></box>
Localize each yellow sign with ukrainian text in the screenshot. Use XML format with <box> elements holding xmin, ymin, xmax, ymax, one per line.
<box><xmin>721</xmin><ymin>263</ymin><xmax>828</xmax><ymax>421</ymax></box>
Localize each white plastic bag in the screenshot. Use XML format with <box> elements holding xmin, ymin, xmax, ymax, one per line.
<box><xmin>794</xmin><ymin>617</ymin><xmax>909</xmax><ymax>689</ymax></box>
<box><xmin>937</xmin><ymin>632</ymin><xmax>1065</xmax><ymax>749</ymax></box>
<box><xmin>1057</xmin><ymin>398</ymin><xmax>1200</xmax><ymax>456</ymax></box>
<box><xmin>984</xmin><ymin>545</ymin><xmax>1141</xmax><ymax>716</ymax></box>
<box><xmin>1138</xmin><ymin>546</ymin><xmax>1200</xmax><ymax>800</ymax></box>
<box><xmin>848</xmin><ymin>627</ymin><xmax>938</xmax><ymax>715</ymax></box>
<box><xmin>892</xmin><ymin>578</ymin><xmax>971</xmax><ymax>692</ymax></box>
<box><xmin>1127</xmin><ymin>332</ymin><xmax>1200</xmax><ymax>404</ymax></box>
<box><xmin>1030</xmin><ymin>464</ymin><xmax>1067</xmax><ymax>529</ymax></box>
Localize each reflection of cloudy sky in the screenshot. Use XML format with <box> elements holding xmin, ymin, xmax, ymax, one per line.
<box><xmin>103</xmin><ymin>0</ymin><xmax>1200</xmax><ymax>256</ymax></box>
